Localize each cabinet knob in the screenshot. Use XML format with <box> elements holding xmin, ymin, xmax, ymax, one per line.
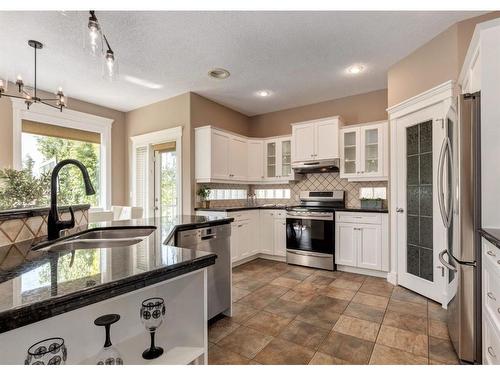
<box><xmin>487</xmin><ymin>250</ymin><xmax>496</xmax><ymax>257</ymax></box>
<box><xmin>487</xmin><ymin>292</ymin><xmax>496</xmax><ymax>301</ymax></box>
<box><xmin>488</xmin><ymin>346</ymin><xmax>496</xmax><ymax>358</ymax></box>
<box><xmin>396</xmin><ymin>208</ymin><xmax>404</xmax><ymax>213</ymax></box>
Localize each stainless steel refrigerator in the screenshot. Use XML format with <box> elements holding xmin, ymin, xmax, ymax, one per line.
<box><xmin>439</xmin><ymin>92</ymin><xmax>481</xmax><ymax>364</ymax></box>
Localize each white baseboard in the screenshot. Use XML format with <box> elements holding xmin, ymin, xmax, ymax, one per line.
<box><xmin>232</xmin><ymin>253</ymin><xmax>286</xmax><ymax>267</ymax></box>
<box><xmin>387</xmin><ymin>272</ymin><xmax>398</xmax><ymax>285</ymax></box>
<box><xmin>336</xmin><ymin>265</ymin><xmax>388</xmax><ymax>279</ymax></box>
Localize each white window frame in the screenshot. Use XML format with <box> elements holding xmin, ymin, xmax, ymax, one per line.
<box><xmin>11</xmin><ymin>98</ymin><xmax>114</xmax><ymax>209</ymax></box>
<box><xmin>130</xmin><ymin>126</ymin><xmax>183</xmax><ymax>218</ymax></box>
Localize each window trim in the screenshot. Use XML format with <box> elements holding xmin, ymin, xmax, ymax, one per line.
<box><xmin>11</xmin><ymin>98</ymin><xmax>114</xmax><ymax>209</ymax></box>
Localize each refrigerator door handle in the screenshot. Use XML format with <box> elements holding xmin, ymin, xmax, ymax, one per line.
<box><xmin>437</xmin><ymin>137</ymin><xmax>452</xmax><ymax>228</ymax></box>
<box><xmin>439</xmin><ymin>249</ymin><xmax>457</xmax><ymax>272</ymax></box>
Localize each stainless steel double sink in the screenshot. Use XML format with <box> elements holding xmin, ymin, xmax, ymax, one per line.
<box><xmin>33</xmin><ymin>227</ymin><xmax>156</xmax><ymax>252</ymax></box>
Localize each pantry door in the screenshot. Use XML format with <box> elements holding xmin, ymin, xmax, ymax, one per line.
<box><xmin>395</xmin><ymin>103</ymin><xmax>447</xmax><ymax>304</ymax></box>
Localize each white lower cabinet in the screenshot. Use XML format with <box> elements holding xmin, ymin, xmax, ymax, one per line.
<box><xmin>196</xmin><ymin>209</ymin><xmax>287</xmax><ymax>264</ymax></box>
<box><xmin>482</xmin><ymin>238</ymin><xmax>500</xmax><ymax>364</ymax></box>
<box><xmin>273</xmin><ymin>218</ymin><xmax>287</xmax><ymax>257</ymax></box>
<box><xmin>335</xmin><ymin>212</ymin><xmax>388</xmax><ymax>272</ymax></box>
<box><xmin>260</xmin><ymin>210</ymin><xmax>275</xmax><ymax>255</ymax></box>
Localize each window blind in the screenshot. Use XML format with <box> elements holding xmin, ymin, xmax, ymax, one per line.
<box><xmin>22</xmin><ymin>120</ymin><xmax>101</xmax><ymax>144</ymax></box>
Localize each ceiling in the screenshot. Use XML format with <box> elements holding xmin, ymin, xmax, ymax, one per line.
<box><xmin>0</xmin><ymin>11</ymin><xmax>484</xmax><ymax>115</ymax></box>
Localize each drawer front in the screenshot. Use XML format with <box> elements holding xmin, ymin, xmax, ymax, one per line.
<box><xmin>484</xmin><ymin>312</ymin><xmax>500</xmax><ymax>364</ymax></box>
<box><xmin>335</xmin><ymin>212</ymin><xmax>383</xmax><ymax>225</ymax></box>
<box><xmin>274</xmin><ymin>210</ymin><xmax>286</xmax><ymax>218</ymax></box>
<box><xmin>483</xmin><ymin>263</ymin><xmax>500</xmax><ymax>327</ymax></box>
<box><xmin>229</xmin><ymin>211</ymin><xmax>254</xmax><ymax>221</ymax></box>
<box><xmin>196</xmin><ymin>210</ymin><xmax>228</xmax><ymax>217</ymax></box>
<box><xmin>484</xmin><ymin>239</ymin><xmax>500</xmax><ymax>277</ymax></box>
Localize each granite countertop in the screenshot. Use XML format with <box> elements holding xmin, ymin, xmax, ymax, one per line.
<box><xmin>480</xmin><ymin>228</ymin><xmax>500</xmax><ymax>249</ymax></box>
<box><xmin>194</xmin><ymin>205</ymin><xmax>287</xmax><ymax>212</ymax></box>
<box><xmin>194</xmin><ymin>205</ymin><xmax>388</xmax><ymax>213</ymax></box>
<box><xmin>0</xmin><ymin>215</ymin><xmax>233</xmax><ymax>333</ymax></box>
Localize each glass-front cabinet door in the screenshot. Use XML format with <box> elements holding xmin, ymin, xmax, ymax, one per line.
<box><xmin>341</xmin><ymin>129</ymin><xmax>359</xmax><ymax>178</ymax></box>
<box><xmin>361</xmin><ymin>126</ymin><xmax>383</xmax><ymax>177</ymax></box>
<box><xmin>281</xmin><ymin>139</ymin><xmax>292</xmax><ymax>178</ymax></box>
<box><xmin>266</xmin><ymin>141</ymin><xmax>277</xmax><ymax>178</ymax></box>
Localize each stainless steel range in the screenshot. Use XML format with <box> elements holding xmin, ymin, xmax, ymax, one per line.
<box><xmin>286</xmin><ymin>190</ymin><xmax>345</xmax><ymax>271</ymax></box>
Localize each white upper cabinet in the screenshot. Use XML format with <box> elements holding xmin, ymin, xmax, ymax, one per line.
<box><xmin>339</xmin><ymin>121</ymin><xmax>388</xmax><ymax>181</ymax></box>
<box><xmin>264</xmin><ymin>137</ymin><xmax>294</xmax><ymax>182</ymax></box>
<box><xmin>195</xmin><ymin>126</ymin><xmax>247</xmax><ymax>182</ymax></box>
<box><xmin>229</xmin><ymin>136</ymin><xmax>248</xmax><ymax>180</ymax></box>
<box><xmin>291</xmin><ymin>116</ymin><xmax>343</xmax><ymax>163</ymax></box>
<box><xmin>195</xmin><ymin>126</ymin><xmax>293</xmax><ymax>183</ymax></box>
<box><xmin>247</xmin><ymin>140</ymin><xmax>264</xmax><ymax>181</ymax></box>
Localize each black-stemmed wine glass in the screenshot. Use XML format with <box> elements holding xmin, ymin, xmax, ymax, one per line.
<box><xmin>140</xmin><ymin>297</ymin><xmax>166</xmax><ymax>360</ymax></box>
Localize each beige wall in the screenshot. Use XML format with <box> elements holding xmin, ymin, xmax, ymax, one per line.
<box><xmin>248</xmin><ymin>89</ymin><xmax>388</xmax><ymax>138</ymax></box>
<box><xmin>0</xmin><ymin>86</ymin><xmax>127</xmax><ymax>206</ymax></box>
<box><xmin>190</xmin><ymin>92</ymin><xmax>251</xmax><ymax>135</ymax></box>
<box><xmin>125</xmin><ymin>93</ymin><xmax>192</xmax><ymax>213</ymax></box>
<box><xmin>388</xmin><ymin>12</ymin><xmax>500</xmax><ymax>107</ymax></box>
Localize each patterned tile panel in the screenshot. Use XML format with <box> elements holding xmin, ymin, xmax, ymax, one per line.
<box><xmin>199</xmin><ymin>173</ymin><xmax>387</xmax><ymax>209</ymax></box>
<box><xmin>0</xmin><ymin>209</ymin><xmax>89</xmax><ymax>246</ymax></box>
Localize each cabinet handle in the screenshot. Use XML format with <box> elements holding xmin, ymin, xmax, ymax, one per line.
<box><xmin>488</xmin><ymin>292</ymin><xmax>496</xmax><ymax>301</ymax></box>
<box><xmin>488</xmin><ymin>250</ymin><xmax>496</xmax><ymax>257</ymax></box>
<box><xmin>488</xmin><ymin>346</ymin><xmax>496</xmax><ymax>358</ymax></box>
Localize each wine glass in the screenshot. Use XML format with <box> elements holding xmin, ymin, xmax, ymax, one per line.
<box><xmin>25</xmin><ymin>337</ymin><xmax>67</xmax><ymax>365</ymax></box>
<box><xmin>140</xmin><ymin>297</ymin><xmax>166</xmax><ymax>360</ymax></box>
<box><xmin>94</xmin><ymin>314</ymin><xmax>124</xmax><ymax>365</ymax></box>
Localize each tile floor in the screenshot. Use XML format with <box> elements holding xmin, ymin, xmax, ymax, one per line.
<box><xmin>208</xmin><ymin>258</ymin><xmax>460</xmax><ymax>365</ymax></box>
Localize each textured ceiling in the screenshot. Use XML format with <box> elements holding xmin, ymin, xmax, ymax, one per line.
<box><xmin>0</xmin><ymin>11</ymin><xmax>483</xmax><ymax>115</ymax></box>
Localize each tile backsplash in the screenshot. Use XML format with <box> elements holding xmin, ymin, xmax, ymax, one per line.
<box><xmin>197</xmin><ymin>173</ymin><xmax>387</xmax><ymax>209</ymax></box>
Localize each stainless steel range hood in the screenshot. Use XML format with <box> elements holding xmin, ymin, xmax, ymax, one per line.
<box><xmin>292</xmin><ymin>159</ymin><xmax>340</xmax><ymax>174</ymax></box>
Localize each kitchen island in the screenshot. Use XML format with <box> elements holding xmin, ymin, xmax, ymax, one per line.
<box><xmin>0</xmin><ymin>215</ymin><xmax>232</xmax><ymax>365</ymax></box>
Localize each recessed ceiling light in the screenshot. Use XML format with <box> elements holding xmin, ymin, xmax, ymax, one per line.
<box><xmin>346</xmin><ymin>64</ymin><xmax>365</xmax><ymax>74</ymax></box>
<box><xmin>208</xmin><ymin>68</ymin><xmax>230</xmax><ymax>80</ymax></box>
<box><xmin>256</xmin><ymin>90</ymin><xmax>272</xmax><ymax>97</ymax></box>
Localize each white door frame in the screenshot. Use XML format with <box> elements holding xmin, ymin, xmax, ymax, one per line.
<box><xmin>130</xmin><ymin>126</ymin><xmax>183</xmax><ymax>218</ymax></box>
<box><xmin>387</xmin><ymin>80</ymin><xmax>455</xmax><ymax>305</ymax></box>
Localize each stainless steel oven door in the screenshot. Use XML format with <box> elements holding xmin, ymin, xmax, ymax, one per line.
<box><xmin>285</xmin><ymin>216</ymin><xmax>334</xmax><ymax>255</ymax></box>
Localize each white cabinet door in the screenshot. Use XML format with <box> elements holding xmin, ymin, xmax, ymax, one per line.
<box><xmin>360</xmin><ymin>125</ymin><xmax>383</xmax><ymax>178</ymax></box>
<box><xmin>230</xmin><ymin>222</ymin><xmax>240</xmax><ymax>262</ymax></box>
<box><xmin>247</xmin><ymin>140</ymin><xmax>264</xmax><ymax>181</ymax></box>
<box><xmin>264</xmin><ymin>140</ymin><xmax>278</xmax><ymax>179</ymax></box>
<box><xmin>260</xmin><ymin>211</ymin><xmax>275</xmax><ymax>254</ymax></box>
<box><xmin>335</xmin><ymin>222</ymin><xmax>357</xmax><ymax>267</ymax></box>
<box><xmin>292</xmin><ymin>124</ymin><xmax>315</xmax><ymax>162</ymax></box>
<box><xmin>229</xmin><ymin>136</ymin><xmax>248</xmax><ymax>180</ymax></box>
<box><xmin>212</xmin><ymin>131</ymin><xmax>230</xmax><ymax>179</ymax></box>
<box><xmin>273</xmin><ymin>218</ymin><xmax>287</xmax><ymax>257</ymax></box>
<box><xmin>339</xmin><ymin>128</ymin><xmax>360</xmax><ymax>180</ymax></box>
<box><xmin>280</xmin><ymin>138</ymin><xmax>292</xmax><ymax>179</ymax></box>
<box><xmin>357</xmin><ymin>224</ymin><xmax>382</xmax><ymax>270</ymax></box>
<box><xmin>238</xmin><ymin>220</ymin><xmax>252</xmax><ymax>259</ymax></box>
<box><xmin>316</xmin><ymin>121</ymin><xmax>339</xmax><ymax>160</ymax></box>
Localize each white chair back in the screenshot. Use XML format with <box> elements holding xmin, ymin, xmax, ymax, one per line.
<box><xmin>111</xmin><ymin>206</ymin><xmax>144</xmax><ymax>220</ymax></box>
<box><xmin>88</xmin><ymin>210</ymin><xmax>114</xmax><ymax>223</ymax></box>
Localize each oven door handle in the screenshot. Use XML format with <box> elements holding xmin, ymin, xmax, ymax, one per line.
<box><xmin>287</xmin><ymin>250</ymin><xmax>332</xmax><ymax>258</ymax></box>
<box><xmin>286</xmin><ymin>215</ymin><xmax>333</xmax><ymax>221</ymax></box>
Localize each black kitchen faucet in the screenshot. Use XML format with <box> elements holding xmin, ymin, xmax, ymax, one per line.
<box><xmin>47</xmin><ymin>159</ymin><xmax>96</xmax><ymax>240</ymax></box>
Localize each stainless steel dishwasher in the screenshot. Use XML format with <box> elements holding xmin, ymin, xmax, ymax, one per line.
<box><xmin>175</xmin><ymin>224</ymin><xmax>231</xmax><ymax>320</ymax></box>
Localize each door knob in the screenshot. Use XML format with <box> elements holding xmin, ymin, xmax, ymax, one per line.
<box><xmin>396</xmin><ymin>208</ymin><xmax>404</xmax><ymax>213</ymax></box>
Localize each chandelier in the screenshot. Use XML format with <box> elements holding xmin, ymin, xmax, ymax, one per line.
<box><xmin>0</xmin><ymin>40</ymin><xmax>67</xmax><ymax>111</ymax></box>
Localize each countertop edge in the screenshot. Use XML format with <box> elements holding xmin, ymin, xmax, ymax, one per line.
<box><xmin>0</xmin><ymin>204</ymin><xmax>91</xmax><ymax>220</ymax></box>
<box><xmin>0</xmin><ymin>253</ymin><xmax>216</xmax><ymax>334</ymax></box>
<box><xmin>194</xmin><ymin>207</ymin><xmax>388</xmax><ymax>213</ymax></box>
<box><xmin>480</xmin><ymin>228</ymin><xmax>500</xmax><ymax>249</ymax></box>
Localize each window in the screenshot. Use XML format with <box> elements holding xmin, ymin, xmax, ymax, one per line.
<box><xmin>255</xmin><ymin>188</ymin><xmax>291</xmax><ymax>199</ymax></box>
<box><xmin>11</xmin><ymin>99</ymin><xmax>113</xmax><ymax>209</ymax></box>
<box><xmin>208</xmin><ymin>189</ymin><xmax>247</xmax><ymax>200</ymax></box>
<box><xmin>359</xmin><ymin>187</ymin><xmax>387</xmax><ymax>200</ymax></box>
<box><xmin>22</xmin><ymin>122</ymin><xmax>101</xmax><ymax>207</ymax></box>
